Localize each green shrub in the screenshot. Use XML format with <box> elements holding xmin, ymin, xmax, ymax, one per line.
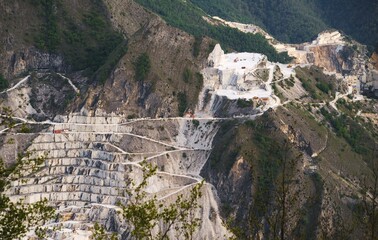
<box><xmin>192</xmin><ymin>119</ymin><xmax>200</xmax><ymax>128</ymax></box>
<box><xmin>127</xmin><ymin>114</ymin><xmax>137</xmax><ymax>119</ymax></box>
<box><xmin>134</xmin><ymin>53</ymin><xmax>151</xmax><ymax>82</ymax></box>
<box><xmin>315</xmin><ymin>82</ymin><xmax>331</xmax><ymax>94</ymax></box>
<box><xmin>20</xmin><ymin>124</ymin><xmax>31</xmax><ymax>133</ymax></box>
<box><xmin>301</xmin><ymin>80</ymin><xmax>318</xmax><ymax>99</ymax></box>
<box><xmin>0</xmin><ymin>74</ymin><xmax>9</xmax><ymax>91</ymax></box>
<box><xmin>285</xmin><ymin>78</ymin><xmax>295</xmax><ymax>88</ymax></box>
<box><xmin>177</xmin><ymin>92</ymin><xmax>188</xmax><ymax>116</ymax></box>
<box><xmin>195</xmin><ymin>72</ymin><xmax>203</xmax><ymax>90</ymax></box>
<box><xmin>183</xmin><ymin>68</ymin><xmax>192</xmax><ymax>83</ymax></box>
<box><xmin>237</xmin><ymin>98</ymin><xmax>251</xmax><ymax>108</ymax></box>
<box><xmin>337</xmin><ymin>98</ymin><xmax>346</xmax><ymax>105</ymax></box>
<box><xmin>193</xmin><ymin>35</ymin><xmax>202</xmax><ymax>57</ymax></box>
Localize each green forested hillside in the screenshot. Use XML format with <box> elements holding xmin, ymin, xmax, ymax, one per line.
<box><xmin>317</xmin><ymin>0</ymin><xmax>378</xmax><ymax>48</ymax></box>
<box><xmin>191</xmin><ymin>0</ymin><xmax>378</xmax><ymax>48</ymax></box>
<box><xmin>135</xmin><ymin>0</ymin><xmax>291</xmax><ymax>63</ymax></box>
<box><xmin>191</xmin><ymin>0</ymin><xmax>327</xmax><ymax>43</ymax></box>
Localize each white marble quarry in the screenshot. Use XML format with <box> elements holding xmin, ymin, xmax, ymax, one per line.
<box><xmin>198</xmin><ymin>44</ymin><xmax>294</xmax><ymax>115</ymax></box>
<box><xmin>7</xmin><ymin>115</ymin><xmax>229</xmax><ymax>239</ymax></box>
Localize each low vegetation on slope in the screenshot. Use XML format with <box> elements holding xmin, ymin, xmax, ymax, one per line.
<box><xmin>206</xmin><ymin>102</ymin><xmax>378</xmax><ymax>239</ymax></box>
<box><xmin>296</xmin><ymin>67</ymin><xmax>340</xmax><ymax>101</ymax></box>
<box><xmin>31</xmin><ymin>0</ymin><xmax>126</xmax><ymax>83</ymax></box>
<box><xmin>135</xmin><ymin>0</ymin><xmax>291</xmax><ymax>63</ymax></box>
<box><xmin>322</xmin><ymin>101</ymin><xmax>378</xmax><ymax>163</ymax></box>
<box><xmin>204</xmin><ymin>112</ymin><xmax>321</xmax><ymax>239</ymax></box>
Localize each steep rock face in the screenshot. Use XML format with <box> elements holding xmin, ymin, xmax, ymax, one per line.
<box><xmin>200</xmin><ymin>107</ymin><xmax>340</xmax><ymax>239</ymax></box>
<box><xmin>372</xmin><ymin>52</ymin><xmax>378</xmax><ymax>70</ymax></box>
<box><xmin>79</xmin><ymin>1</ymin><xmax>212</xmax><ymax>117</ymax></box>
<box><xmin>307</xmin><ymin>45</ymin><xmax>354</xmax><ymax>74</ymax></box>
<box><xmin>277</xmin><ymin>31</ymin><xmax>363</xmax><ymax>77</ymax></box>
<box><xmin>1</xmin><ymin>48</ymin><xmax>65</xmax><ymax>80</ymax></box>
<box><xmin>28</xmin><ymin>73</ymin><xmax>77</xmax><ymax>120</ymax></box>
<box><xmin>370</xmin><ymin>53</ymin><xmax>378</xmax><ymax>96</ymax></box>
<box><xmin>0</xmin><ymin>73</ymin><xmax>78</xmax><ymax>120</ymax></box>
<box><xmin>202</xmin><ymin>152</ymin><xmax>253</xmax><ymax>232</ymax></box>
<box><xmin>358</xmin><ymin>52</ymin><xmax>378</xmax><ymax>97</ymax></box>
<box><xmin>275</xmin><ymin>107</ymin><xmax>327</xmax><ymax>156</ymax></box>
<box><xmin>200</xmin><ymin>121</ymin><xmax>253</xmax><ymax>233</ymax></box>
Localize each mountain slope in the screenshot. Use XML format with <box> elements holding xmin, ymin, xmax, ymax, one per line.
<box><xmin>1</xmin><ymin>0</ymin><xmax>378</xmax><ymax>239</ymax></box>
<box><xmin>134</xmin><ymin>0</ymin><xmax>291</xmax><ymax>63</ymax></box>
<box><xmin>191</xmin><ymin>0</ymin><xmax>378</xmax><ymax>47</ymax></box>
<box><xmin>192</xmin><ymin>0</ymin><xmax>327</xmax><ymax>43</ymax></box>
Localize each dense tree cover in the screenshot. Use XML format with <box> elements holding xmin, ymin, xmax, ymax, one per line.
<box><xmin>34</xmin><ymin>0</ymin><xmax>60</xmax><ymax>51</ymax></box>
<box><xmin>317</xmin><ymin>0</ymin><xmax>378</xmax><ymax>48</ymax></box>
<box><xmin>192</xmin><ymin>0</ymin><xmax>326</xmax><ymax>43</ymax></box>
<box><xmin>135</xmin><ymin>0</ymin><xmax>291</xmax><ymax>63</ymax></box>
<box><xmin>191</xmin><ymin>0</ymin><xmax>378</xmax><ymax>47</ymax></box>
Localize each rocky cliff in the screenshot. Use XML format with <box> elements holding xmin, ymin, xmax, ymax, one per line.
<box><xmin>77</xmin><ymin>16</ymin><xmax>210</xmax><ymax>117</ymax></box>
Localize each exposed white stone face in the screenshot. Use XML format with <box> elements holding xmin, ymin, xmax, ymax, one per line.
<box><xmin>7</xmin><ymin>116</ymin><xmax>230</xmax><ymax>239</ymax></box>
<box><xmin>311</xmin><ymin>31</ymin><xmax>344</xmax><ymax>46</ymax></box>
<box><xmin>207</xmin><ymin>43</ymin><xmax>225</xmax><ymax>68</ymax></box>
<box><xmin>198</xmin><ymin>44</ymin><xmax>295</xmax><ymax>116</ymax></box>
